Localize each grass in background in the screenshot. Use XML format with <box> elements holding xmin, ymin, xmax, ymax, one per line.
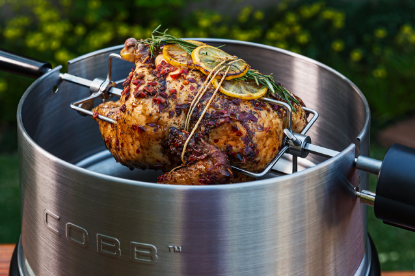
<box><xmin>0</xmin><ymin>154</ymin><xmax>20</xmax><ymax>244</ymax></box>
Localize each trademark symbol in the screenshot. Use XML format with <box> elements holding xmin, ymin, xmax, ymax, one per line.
<box><xmin>168</xmin><ymin>246</ymin><xmax>182</xmax><ymax>253</ymax></box>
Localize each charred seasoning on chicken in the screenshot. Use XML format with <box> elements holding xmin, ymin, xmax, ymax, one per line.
<box><xmin>92</xmin><ymin>30</ymin><xmax>308</xmax><ymax>185</ymax></box>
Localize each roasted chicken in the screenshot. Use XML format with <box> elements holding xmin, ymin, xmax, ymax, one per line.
<box><xmin>92</xmin><ymin>38</ymin><xmax>308</xmax><ymax>185</ymax></box>
<box><xmin>157</xmin><ymin>128</ymin><xmax>233</xmax><ymax>184</ymax></box>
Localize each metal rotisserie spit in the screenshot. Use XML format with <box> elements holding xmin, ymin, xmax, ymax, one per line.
<box><xmin>2</xmin><ymin>39</ymin><xmax>415</xmax><ymax>275</ymax></box>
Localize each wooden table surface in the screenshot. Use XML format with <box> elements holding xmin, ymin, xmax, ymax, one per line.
<box><xmin>0</xmin><ymin>244</ymin><xmax>14</xmax><ymax>276</ymax></box>
<box><xmin>1</xmin><ymin>244</ymin><xmax>414</xmax><ymax>275</ymax></box>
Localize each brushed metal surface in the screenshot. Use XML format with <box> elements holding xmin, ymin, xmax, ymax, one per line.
<box><xmin>17</xmin><ymin>235</ymin><xmax>372</xmax><ymax>276</ymax></box>
<box><xmin>18</xmin><ymin>40</ymin><xmax>370</xmax><ymax>275</ymax></box>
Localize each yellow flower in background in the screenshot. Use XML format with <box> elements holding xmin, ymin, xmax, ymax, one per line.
<box><xmin>101</xmin><ymin>30</ymin><xmax>114</xmax><ymax>43</ymax></box>
<box><xmin>8</xmin><ymin>16</ymin><xmax>31</xmax><ymax>27</ymax></box>
<box><xmin>335</xmin><ymin>12</ymin><xmax>346</xmax><ymax>21</ymax></box>
<box><xmin>396</xmin><ymin>24</ymin><xmax>415</xmax><ymax>44</ymax></box>
<box><xmin>400</xmin><ymin>24</ymin><xmax>412</xmax><ymax>34</ymax></box>
<box><xmin>285</xmin><ymin>12</ymin><xmax>297</xmax><ymax>24</ymax></box>
<box><xmin>42</xmin><ymin>24</ymin><xmax>56</xmax><ymax>35</ymax></box>
<box><xmin>3</xmin><ymin>16</ymin><xmax>32</xmax><ymax>40</ymax></box>
<box><xmin>234</xmin><ymin>31</ymin><xmax>250</xmax><ymax>41</ymax></box>
<box><xmin>117</xmin><ymin>24</ymin><xmax>129</xmax><ymax>37</ymax></box>
<box><xmin>74</xmin><ymin>25</ymin><xmax>86</xmax><ymax>36</ymax></box>
<box><xmin>236</xmin><ymin>33</ymin><xmax>250</xmax><ymax>41</ymax></box>
<box><xmin>212</xmin><ymin>14</ymin><xmax>222</xmax><ymax>23</ymax></box>
<box><xmin>375</xmin><ymin>28</ymin><xmax>387</xmax><ymax>38</ymax></box>
<box><xmin>266</xmin><ymin>30</ymin><xmax>279</xmax><ymax>40</ymax></box>
<box><xmin>350</xmin><ymin>49</ymin><xmax>363</xmax><ymax>61</ymax></box>
<box><xmin>333</xmin><ymin>19</ymin><xmax>344</xmax><ymax>29</ymax></box>
<box><xmin>131</xmin><ymin>26</ymin><xmax>143</xmax><ymax>38</ymax></box>
<box><xmin>272</xmin><ymin>23</ymin><xmax>291</xmax><ymax>37</ymax></box>
<box><xmin>55</xmin><ymin>49</ymin><xmax>71</xmax><ymax>63</ymax></box>
<box><xmin>373</xmin><ymin>68</ymin><xmax>387</xmax><ymax>78</ymax></box>
<box><xmin>0</xmin><ymin>79</ymin><xmax>8</xmax><ymax>93</ymax></box>
<box><xmin>37</xmin><ymin>41</ymin><xmax>48</xmax><ymax>52</ymax></box>
<box><xmin>300</xmin><ymin>6</ymin><xmax>312</xmax><ymax>18</ymax></box>
<box><xmin>25</xmin><ymin>32</ymin><xmax>43</xmax><ymax>48</ymax></box>
<box><xmin>198</xmin><ymin>18</ymin><xmax>210</xmax><ymax>28</ymax></box>
<box><xmin>88</xmin><ymin>0</ymin><xmax>101</xmax><ymax>9</ymax></box>
<box><xmin>238</xmin><ymin>6</ymin><xmax>253</xmax><ymax>23</ymax></box>
<box><xmin>296</xmin><ymin>32</ymin><xmax>309</xmax><ymax>44</ymax></box>
<box><xmin>300</xmin><ymin>3</ymin><xmax>323</xmax><ymax>19</ymax></box>
<box><xmin>276</xmin><ymin>41</ymin><xmax>288</xmax><ymax>49</ymax></box>
<box><xmin>292</xmin><ymin>24</ymin><xmax>302</xmax><ymax>34</ymax></box>
<box><xmin>322</xmin><ymin>9</ymin><xmax>335</xmax><ymax>19</ymax></box>
<box><xmin>50</xmin><ymin>39</ymin><xmax>61</xmax><ymax>50</ymax></box>
<box><xmin>231</xmin><ymin>26</ymin><xmax>261</xmax><ymax>41</ymax></box>
<box><xmin>38</xmin><ymin>9</ymin><xmax>59</xmax><ymax>22</ymax></box>
<box><xmin>238</xmin><ymin>15</ymin><xmax>247</xmax><ymax>24</ymax></box>
<box><xmin>4</xmin><ymin>28</ymin><xmax>22</xmax><ymax>40</ymax></box>
<box><xmin>87</xmin><ymin>33</ymin><xmax>103</xmax><ymax>50</ymax></box>
<box><xmin>331</xmin><ymin>39</ymin><xmax>344</xmax><ymax>52</ymax></box>
<box><xmin>254</xmin><ymin>11</ymin><xmax>264</xmax><ymax>20</ymax></box>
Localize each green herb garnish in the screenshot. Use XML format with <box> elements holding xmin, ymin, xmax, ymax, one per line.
<box><xmin>138</xmin><ymin>26</ymin><xmax>299</xmax><ymax>110</ymax></box>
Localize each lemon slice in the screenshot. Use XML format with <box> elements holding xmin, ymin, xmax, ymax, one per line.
<box><xmin>212</xmin><ymin>78</ymin><xmax>268</xmax><ymax>100</ymax></box>
<box><xmin>163</xmin><ymin>40</ymin><xmax>207</xmax><ymax>69</ymax></box>
<box><xmin>192</xmin><ymin>46</ymin><xmax>249</xmax><ymax>80</ymax></box>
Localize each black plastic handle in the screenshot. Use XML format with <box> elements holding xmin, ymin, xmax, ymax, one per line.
<box><xmin>374</xmin><ymin>144</ymin><xmax>415</xmax><ymax>231</ymax></box>
<box><xmin>0</xmin><ymin>49</ymin><xmax>51</xmax><ymax>78</ymax></box>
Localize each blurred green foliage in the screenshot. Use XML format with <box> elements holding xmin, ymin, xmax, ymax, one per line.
<box><xmin>0</xmin><ymin>0</ymin><xmax>415</xmax><ymax>151</ymax></box>
<box><xmin>0</xmin><ymin>154</ymin><xmax>20</xmax><ymax>244</ymax></box>
<box><xmin>1</xmin><ymin>0</ymin><xmax>415</xmax><ymax>271</ymax></box>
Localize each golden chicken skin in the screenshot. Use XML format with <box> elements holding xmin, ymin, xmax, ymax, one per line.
<box><xmin>92</xmin><ymin>38</ymin><xmax>308</xmax><ymax>184</ymax></box>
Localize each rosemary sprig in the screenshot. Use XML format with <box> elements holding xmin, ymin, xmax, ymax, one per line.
<box><xmin>139</xmin><ymin>26</ymin><xmax>299</xmax><ymax>110</ymax></box>
<box><xmin>139</xmin><ymin>26</ymin><xmax>196</xmax><ymax>56</ymax></box>
<box><xmin>234</xmin><ymin>70</ymin><xmax>299</xmax><ymax>111</ymax></box>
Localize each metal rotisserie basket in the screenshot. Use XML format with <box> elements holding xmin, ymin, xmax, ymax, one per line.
<box><xmin>6</xmin><ymin>39</ymin><xmax>415</xmax><ymax>275</ymax></box>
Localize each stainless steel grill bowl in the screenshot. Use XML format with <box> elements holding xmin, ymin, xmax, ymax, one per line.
<box><xmin>16</xmin><ymin>40</ymin><xmax>371</xmax><ymax>275</ymax></box>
